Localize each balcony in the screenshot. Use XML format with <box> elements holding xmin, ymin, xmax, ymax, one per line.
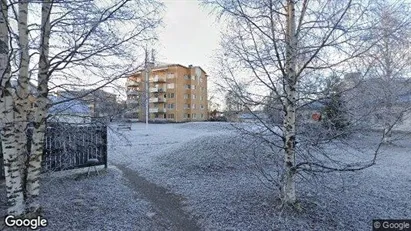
<box><xmin>149</xmin><ymin>108</ymin><xmax>166</xmax><ymax>113</ymax></box>
<box><xmin>149</xmin><ymin>87</ymin><xmax>166</xmax><ymax>93</ymax></box>
<box><xmin>149</xmin><ymin>98</ymin><xmax>158</xmax><ymax>103</ymax></box>
<box><xmin>126</xmin><ymin>79</ymin><xmax>140</xmax><ymax>87</ymax></box>
<box><xmin>126</xmin><ymin>89</ymin><xmax>139</xmax><ymax>95</ymax></box>
<box><xmin>150</xmin><ymin>87</ymin><xmax>158</xmax><ymax>93</ymax></box>
<box><xmin>149</xmin><ymin>97</ymin><xmax>166</xmax><ymax>103</ymax></box>
<box><xmin>126</xmin><ymin>99</ymin><xmax>139</xmax><ymax>105</ymax></box>
<box><xmin>152</xmin><ymin>76</ymin><xmax>166</xmax><ymax>83</ymax></box>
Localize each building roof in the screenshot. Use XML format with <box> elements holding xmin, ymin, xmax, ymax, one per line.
<box><xmin>49</xmin><ymin>95</ymin><xmax>90</xmax><ymax>115</ymax></box>
<box><xmin>55</xmin><ymin>89</ymin><xmax>117</xmax><ymax>103</ymax></box>
<box><xmin>134</xmin><ymin>62</ymin><xmax>208</xmax><ymax>75</ymax></box>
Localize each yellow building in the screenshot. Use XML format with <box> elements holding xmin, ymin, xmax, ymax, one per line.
<box><xmin>126</xmin><ymin>63</ymin><xmax>208</xmax><ymax>122</ymax></box>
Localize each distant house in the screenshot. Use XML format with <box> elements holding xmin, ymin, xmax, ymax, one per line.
<box><xmin>340</xmin><ymin>73</ymin><xmax>411</xmax><ymax>132</ymax></box>
<box><xmin>48</xmin><ymin>96</ymin><xmax>91</xmax><ymax>123</ymax></box>
<box><xmin>238</xmin><ymin>111</ymin><xmax>268</xmax><ymax>122</ymax></box>
<box><xmin>54</xmin><ymin>89</ymin><xmax>118</xmax><ymax>121</ymax></box>
<box><xmin>298</xmin><ymin>100</ymin><xmax>328</xmax><ymax>124</ymax></box>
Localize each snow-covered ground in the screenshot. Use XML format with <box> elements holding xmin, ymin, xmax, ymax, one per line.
<box><xmin>1</xmin><ymin>122</ymin><xmax>409</xmax><ymax>230</ymax></box>
<box><xmin>0</xmin><ymin>166</ymin><xmax>162</xmax><ymax>231</ymax></box>
<box><xmin>109</xmin><ymin>122</ymin><xmax>411</xmax><ymax>231</ymax></box>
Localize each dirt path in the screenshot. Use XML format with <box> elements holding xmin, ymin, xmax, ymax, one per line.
<box><xmin>115</xmin><ymin>164</ymin><xmax>200</xmax><ymax>231</ymax></box>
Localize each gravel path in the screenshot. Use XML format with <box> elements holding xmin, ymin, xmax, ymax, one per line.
<box><xmin>116</xmin><ymin>164</ymin><xmax>199</xmax><ymax>231</ymax></box>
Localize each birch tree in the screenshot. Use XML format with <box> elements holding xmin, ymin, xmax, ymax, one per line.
<box><xmin>204</xmin><ymin>0</ymin><xmax>387</xmax><ymax>205</ymax></box>
<box><xmin>364</xmin><ymin>0</ymin><xmax>411</xmax><ymax>143</ymax></box>
<box><xmin>1</xmin><ymin>0</ymin><xmax>162</xmax><ymax>216</ymax></box>
<box><xmin>1</xmin><ymin>0</ymin><xmax>26</xmax><ymax>216</ymax></box>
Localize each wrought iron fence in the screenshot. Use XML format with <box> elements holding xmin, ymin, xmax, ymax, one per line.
<box><xmin>0</xmin><ymin>122</ymin><xmax>108</xmax><ymax>179</ymax></box>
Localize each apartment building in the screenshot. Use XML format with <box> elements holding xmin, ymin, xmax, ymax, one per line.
<box><xmin>125</xmin><ymin>63</ymin><xmax>208</xmax><ymax>122</ymax></box>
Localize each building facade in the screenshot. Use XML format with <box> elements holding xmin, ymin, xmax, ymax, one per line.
<box><xmin>126</xmin><ymin>63</ymin><xmax>208</xmax><ymax>122</ymax></box>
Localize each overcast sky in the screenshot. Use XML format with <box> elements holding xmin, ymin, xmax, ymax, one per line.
<box><xmin>157</xmin><ymin>0</ymin><xmax>221</xmax><ymax>85</ymax></box>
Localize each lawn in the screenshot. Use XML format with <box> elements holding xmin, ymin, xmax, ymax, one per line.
<box><xmin>1</xmin><ymin>122</ymin><xmax>410</xmax><ymax>230</ymax></box>
<box><xmin>108</xmin><ymin>122</ymin><xmax>411</xmax><ymax>231</ymax></box>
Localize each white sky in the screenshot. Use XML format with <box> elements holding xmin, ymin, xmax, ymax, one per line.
<box><xmin>157</xmin><ymin>0</ymin><xmax>222</xmax><ymax>94</ymax></box>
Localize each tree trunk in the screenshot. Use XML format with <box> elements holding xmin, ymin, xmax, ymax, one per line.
<box><xmin>15</xmin><ymin>0</ymin><xmax>30</xmax><ymax>198</ymax></box>
<box><xmin>1</xmin><ymin>0</ymin><xmax>25</xmax><ymax>215</ymax></box>
<box><xmin>282</xmin><ymin>0</ymin><xmax>297</xmax><ymax>205</ymax></box>
<box><xmin>26</xmin><ymin>0</ymin><xmax>51</xmax><ymax>212</ymax></box>
<box><xmin>382</xmin><ymin>16</ymin><xmax>393</xmax><ymax>144</ymax></box>
<box><xmin>383</xmin><ymin>120</ymin><xmax>392</xmax><ymax>143</ymax></box>
<box><xmin>1</xmin><ymin>96</ymin><xmax>26</xmax><ymax>216</ymax></box>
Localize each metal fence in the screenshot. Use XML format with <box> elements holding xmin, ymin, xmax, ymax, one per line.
<box><xmin>0</xmin><ymin>122</ymin><xmax>108</xmax><ymax>179</ymax></box>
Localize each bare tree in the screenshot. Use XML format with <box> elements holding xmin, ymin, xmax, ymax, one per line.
<box><xmin>1</xmin><ymin>0</ymin><xmax>162</xmax><ymax>216</ymax></box>
<box><xmin>361</xmin><ymin>0</ymin><xmax>411</xmax><ymax>143</ymax></box>
<box><xmin>203</xmin><ymin>0</ymin><xmax>397</xmax><ymax>206</ymax></box>
<box><xmin>1</xmin><ymin>0</ymin><xmax>26</xmax><ymax>215</ymax></box>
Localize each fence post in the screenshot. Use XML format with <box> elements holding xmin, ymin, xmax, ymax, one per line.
<box><xmin>0</xmin><ymin>140</ymin><xmax>3</xmax><ymax>179</ymax></box>
<box><xmin>102</xmin><ymin>125</ymin><xmax>108</xmax><ymax>168</ymax></box>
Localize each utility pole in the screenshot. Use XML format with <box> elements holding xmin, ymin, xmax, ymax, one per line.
<box><xmin>144</xmin><ymin>47</ymin><xmax>149</xmax><ymax>128</ymax></box>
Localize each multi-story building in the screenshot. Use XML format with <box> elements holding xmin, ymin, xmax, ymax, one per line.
<box><xmin>125</xmin><ymin>63</ymin><xmax>208</xmax><ymax>122</ymax></box>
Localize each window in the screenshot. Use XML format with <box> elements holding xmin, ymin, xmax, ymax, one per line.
<box><xmin>167</xmin><ymin>103</ymin><xmax>175</xmax><ymax>109</ymax></box>
<box><xmin>167</xmin><ymin>83</ymin><xmax>175</xmax><ymax>89</ymax></box>
<box><xmin>192</xmin><ymin>94</ymin><xmax>196</xmax><ymax>99</ymax></box>
<box><xmin>192</xmin><ymin>113</ymin><xmax>196</xmax><ymax>119</ymax></box>
<box><xmin>185</xmin><ymin>84</ymin><xmax>191</xmax><ymax>89</ymax></box>
<box><xmin>192</xmin><ymin>75</ymin><xmax>196</xmax><ymax>80</ymax></box>
<box><xmin>184</xmin><ymin>94</ymin><xmax>190</xmax><ymax>99</ymax></box>
<box><xmin>167</xmin><ymin>114</ymin><xmax>175</xmax><ymax>119</ymax></box>
<box><xmin>167</xmin><ymin>73</ymin><xmax>175</xmax><ymax>79</ymax></box>
<box><xmin>192</xmin><ymin>104</ymin><xmax>196</xmax><ymax>109</ymax></box>
<box><xmin>200</xmin><ymin>77</ymin><xmax>203</xmax><ymax>83</ymax></box>
<box><xmin>184</xmin><ymin>113</ymin><xmax>191</xmax><ymax>119</ymax></box>
<box><xmin>200</xmin><ymin>96</ymin><xmax>203</xmax><ymax>101</ymax></box>
<box><xmin>192</xmin><ymin>85</ymin><xmax>196</xmax><ymax>90</ymax></box>
<box><xmin>200</xmin><ymin>114</ymin><xmax>204</xmax><ymax>118</ymax></box>
<box><xmin>184</xmin><ymin>104</ymin><xmax>190</xmax><ymax>109</ymax></box>
<box><xmin>200</xmin><ymin>105</ymin><xmax>204</xmax><ymax>110</ymax></box>
<box><xmin>184</xmin><ymin>75</ymin><xmax>190</xmax><ymax>80</ymax></box>
<box><xmin>167</xmin><ymin>93</ymin><xmax>175</xmax><ymax>98</ymax></box>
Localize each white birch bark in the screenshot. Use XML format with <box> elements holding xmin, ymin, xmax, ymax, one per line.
<box><xmin>0</xmin><ymin>0</ymin><xmax>25</xmax><ymax>216</ymax></box>
<box><xmin>26</xmin><ymin>0</ymin><xmax>51</xmax><ymax>212</ymax></box>
<box><xmin>282</xmin><ymin>0</ymin><xmax>297</xmax><ymax>205</ymax></box>
<box><xmin>15</xmin><ymin>0</ymin><xmax>30</xmax><ymax>192</ymax></box>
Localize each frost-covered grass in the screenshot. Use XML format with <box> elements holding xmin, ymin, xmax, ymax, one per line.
<box><xmin>1</xmin><ymin>122</ymin><xmax>409</xmax><ymax>230</ymax></box>
<box><xmin>109</xmin><ymin>122</ymin><xmax>411</xmax><ymax>231</ymax></box>
<box><xmin>0</xmin><ymin>166</ymin><xmax>161</xmax><ymax>231</ymax></box>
